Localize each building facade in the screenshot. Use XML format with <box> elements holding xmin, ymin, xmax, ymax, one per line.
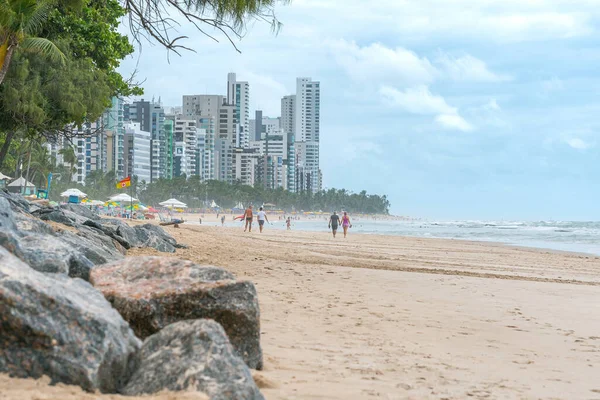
<box><xmin>123</xmin><ymin>122</ymin><xmax>151</xmax><ymax>184</ymax></box>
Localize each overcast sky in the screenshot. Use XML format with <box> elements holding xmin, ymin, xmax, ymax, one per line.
<box><xmin>119</xmin><ymin>0</ymin><xmax>600</xmax><ymax>220</ymax></box>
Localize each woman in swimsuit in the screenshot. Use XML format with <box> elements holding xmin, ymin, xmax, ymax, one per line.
<box><xmin>341</xmin><ymin>211</ymin><xmax>352</xmax><ymax>238</ymax></box>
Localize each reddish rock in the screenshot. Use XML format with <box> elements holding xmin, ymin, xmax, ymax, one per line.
<box><xmin>90</xmin><ymin>257</ymin><xmax>263</xmax><ymax>369</ymax></box>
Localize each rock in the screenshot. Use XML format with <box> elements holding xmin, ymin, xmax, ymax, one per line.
<box><xmin>0</xmin><ymin>197</ymin><xmax>18</xmax><ymax>232</ymax></box>
<box><xmin>90</xmin><ymin>257</ymin><xmax>263</xmax><ymax>369</ymax></box>
<box><xmin>0</xmin><ymin>190</ymin><xmax>30</xmax><ymax>213</ymax></box>
<box><xmin>133</xmin><ymin>225</ymin><xmax>176</xmax><ymax>253</ymax></box>
<box><xmin>0</xmin><ymin>248</ymin><xmax>141</xmax><ymax>393</ymax></box>
<box><xmin>13</xmin><ymin>213</ymin><xmax>55</xmax><ymax>235</ymax></box>
<box><xmin>101</xmin><ymin>219</ymin><xmax>142</xmax><ymax>247</ymax></box>
<box><xmin>83</xmin><ymin>220</ymin><xmax>132</xmax><ymax>249</ymax></box>
<box><xmin>33</xmin><ymin>208</ymin><xmax>88</xmax><ymax>227</ymax></box>
<box><xmin>60</xmin><ymin>227</ymin><xmax>125</xmax><ymax>266</ymax></box>
<box><xmin>137</xmin><ymin>224</ymin><xmax>177</xmax><ymax>246</ymax></box>
<box><xmin>121</xmin><ymin>320</ymin><xmax>264</xmax><ymax>400</ymax></box>
<box><xmin>60</xmin><ymin>204</ymin><xmax>100</xmax><ymax>220</ymax></box>
<box><xmin>17</xmin><ymin>233</ymin><xmax>94</xmax><ymax>279</ymax></box>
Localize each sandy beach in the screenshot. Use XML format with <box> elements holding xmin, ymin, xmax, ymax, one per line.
<box><xmin>3</xmin><ymin>222</ymin><xmax>600</xmax><ymax>399</ymax></box>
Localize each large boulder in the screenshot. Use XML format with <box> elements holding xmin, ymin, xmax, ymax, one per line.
<box><xmin>0</xmin><ymin>248</ymin><xmax>141</xmax><ymax>393</ymax></box>
<box><xmin>60</xmin><ymin>227</ymin><xmax>125</xmax><ymax>266</ymax></box>
<box><xmin>32</xmin><ymin>207</ymin><xmax>88</xmax><ymax>227</ymax></box>
<box><xmin>0</xmin><ymin>196</ymin><xmax>18</xmax><ymax>232</ymax></box>
<box><xmin>17</xmin><ymin>233</ymin><xmax>94</xmax><ymax>280</ymax></box>
<box><xmin>121</xmin><ymin>320</ymin><xmax>264</xmax><ymax>400</ymax></box>
<box><xmin>133</xmin><ymin>225</ymin><xmax>176</xmax><ymax>253</ymax></box>
<box><xmin>90</xmin><ymin>257</ymin><xmax>263</xmax><ymax>369</ymax></box>
<box><xmin>60</xmin><ymin>204</ymin><xmax>100</xmax><ymax>220</ymax></box>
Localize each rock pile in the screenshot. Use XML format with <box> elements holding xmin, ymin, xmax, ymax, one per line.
<box><xmin>0</xmin><ymin>191</ymin><xmax>265</xmax><ymax>399</ymax></box>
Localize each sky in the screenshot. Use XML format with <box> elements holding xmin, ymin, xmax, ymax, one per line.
<box><xmin>119</xmin><ymin>0</ymin><xmax>600</xmax><ymax>220</ymax></box>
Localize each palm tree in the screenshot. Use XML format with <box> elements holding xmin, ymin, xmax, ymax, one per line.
<box><xmin>58</xmin><ymin>146</ymin><xmax>77</xmax><ymax>182</ymax></box>
<box><xmin>0</xmin><ymin>0</ymin><xmax>66</xmax><ymax>85</ymax></box>
<box><xmin>28</xmin><ymin>142</ymin><xmax>54</xmax><ymax>188</ymax></box>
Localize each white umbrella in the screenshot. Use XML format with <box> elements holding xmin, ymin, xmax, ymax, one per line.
<box><xmin>109</xmin><ymin>193</ymin><xmax>139</xmax><ymax>203</ymax></box>
<box><xmin>0</xmin><ymin>172</ymin><xmax>12</xmax><ymax>180</ymax></box>
<box><xmin>159</xmin><ymin>198</ymin><xmax>187</xmax><ymax>208</ymax></box>
<box><xmin>61</xmin><ymin>188</ymin><xmax>87</xmax><ymax>198</ymax></box>
<box><xmin>210</xmin><ymin>200</ymin><xmax>219</xmax><ymax>208</ymax></box>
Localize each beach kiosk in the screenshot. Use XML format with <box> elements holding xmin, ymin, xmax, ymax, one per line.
<box><xmin>7</xmin><ymin>177</ymin><xmax>36</xmax><ymax>195</ymax></box>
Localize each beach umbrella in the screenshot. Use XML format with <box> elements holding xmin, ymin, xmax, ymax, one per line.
<box><xmin>109</xmin><ymin>193</ymin><xmax>139</xmax><ymax>203</ymax></box>
<box><xmin>147</xmin><ymin>207</ymin><xmax>159</xmax><ymax>213</ymax></box>
<box><xmin>210</xmin><ymin>200</ymin><xmax>219</xmax><ymax>208</ymax></box>
<box><xmin>159</xmin><ymin>198</ymin><xmax>187</xmax><ymax>208</ymax></box>
<box><xmin>0</xmin><ymin>172</ymin><xmax>12</xmax><ymax>180</ymax></box>
<box><xmin>60</xmin><ymin>188</ymin><xmax>87</xmax><ymax>198</ymax></box>
<box><xmin>105</xmin><ymin>201</ymin><xmax>118</xmax><ymax>207</ymax></box>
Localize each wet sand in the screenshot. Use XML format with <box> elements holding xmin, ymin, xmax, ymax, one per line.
<box><xmin>3</xmin><ymin>223</ymin><xmax>600</xmax><ymax>399</ymax></box>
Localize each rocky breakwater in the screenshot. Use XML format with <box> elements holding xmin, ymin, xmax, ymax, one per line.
<box><xmin>0</xmin><ymin>191</ymin><xmax>266</xmax><ymax>399</ymax></box>
<box><xmin>90</xmin><ymin>257</ymin><xmax>264</xmax><ymax>370</ymax></box>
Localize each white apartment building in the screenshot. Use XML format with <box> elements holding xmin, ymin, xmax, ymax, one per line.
<box><xmin>294</xmin><ymin>78</ymin><xmax>321</xmax><ymax>193</ymax></box>
<box><xmin>249</xmin><ymin>111</ymin><xmax>281</xmax><ymax>141</ymax></box>
<box><xmin>232</xmin><ymin>148</ymin><xmax>260</xmax><ymax>186</ymax></box>
<box><xmin>123</xmin><ymin>122</ymin><xmax>151</xmax><ymax>183</ymax></box>
<box><xmin>227</xmin><ymin>73</ymin><xmax>250</xmax><ymax>148</ymax></box>
<box><xmin>173</xmin><ymin>118</ymin><xmax>198</xmax><ymax>177</ymax></box>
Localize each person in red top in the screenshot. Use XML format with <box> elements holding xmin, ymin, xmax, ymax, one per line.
<box><xmin>243</xmin><ymin>205</ymin><xmax>253</xmax><ymax>232</ymax></box>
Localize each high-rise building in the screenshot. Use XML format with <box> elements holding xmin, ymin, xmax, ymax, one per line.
<box><xmin>163</xmin><ymin>118</ymin><xmax>174</xmax><ymax>180</ymax></box>
<box><xmin>294</xmin><ymin>78</ymin><xmax>320</xmax><ymax>193</ymax></box>
<box><xmin>124</xmin><ymin>99</ymin><xmax>165</xmax><ymax>182</ymax></box>
<box><xmin>227</xmin><ymin>73</ymin><xmax>250</xmax><ymax>148</ymax></box>
<box><xmin>281</xmin><ymin>94</ymin><xmax>297</xmax><ymax>192</ymax></box>
<box><xmin>173</xmin><ymin>118</ymin><xmax>198</xmax><ymax>177</ymax></box>
<box><xmin>123</xmin><ymin>122</ymin><xmax>151</xmax><ymax>184</ymax></box>
<box><xmin>103</xmin><ymin>96</ymin><xmax>125</xmax><ymax>178</ymax></box>
<box><xmin>249</xmin><ymin>111</ymin><xmax>280</xmax><ymax>141</ymax></box>
<box><xmin>199</xmin><ymin>117</ymin><xmax>216</xmax><ymax>181</ymax></box>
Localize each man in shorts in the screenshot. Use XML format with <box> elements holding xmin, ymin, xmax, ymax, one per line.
<box><xmin>329</xmin><ymin>211</ymin><xmax>340</xmax><ymax>238</ymax></box>
<box><xmin>257</xmin><ymin>207</ymin><xmax>270</xmax><ymax>233</ymax></box>
<box><xmin>243</xmin><ymin>205</ymin><xmax>253</xmax><ymax>232</ymax></box>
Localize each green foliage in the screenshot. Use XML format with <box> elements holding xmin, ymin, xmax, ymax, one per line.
<box><xmin>140</xmin><ymin>178</ymin><xmax>391</xmax><ymax>214</ymax></box>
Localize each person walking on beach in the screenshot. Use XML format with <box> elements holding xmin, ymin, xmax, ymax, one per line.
<box><xmin>329</xmin><ymin>211</ymin><xmax>340</xmax><ymax>238</ymax></box>
<box><xmin>221</xmin><ymin>215</ymin><xmax>226</xmax><ymax>226</ymax></box>
<box><xmin>286</xmin><ymin>217</ymin><xmax>291</xmax><ymax>230</ymax></box>
<box><xmin>243</xmin><ymin>205</ymin><xmax>253</xmax><ymax>232</ymax></box>
<box><xmin>257</xmin><ymin>207</ymin><xmax>270</xmax><ymax>233</ymax></box>
<box><xmin>341</xmin><ymin>211</ymin><xmax>352</xmax><ymax>238</ymax></box>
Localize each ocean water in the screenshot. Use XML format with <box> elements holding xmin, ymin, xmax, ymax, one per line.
<box><xmin>197</xmin><ymin>217</ymin><xmax>600</xmax><ymax>256</ymax></box>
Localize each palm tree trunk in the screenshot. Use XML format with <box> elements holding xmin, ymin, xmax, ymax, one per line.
<box><xmin>0</xmin><ymin>130</ymin><xmax>16</xmax><ymax>169</ymax></box>
<box><xmin>0</xmin><ymin>40</ymin><xmax>16</xmax><ymax>86</ymax></box>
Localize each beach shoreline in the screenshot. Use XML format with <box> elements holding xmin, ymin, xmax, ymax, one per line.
<box><xmin>3</xmin><ymin>223</ymin><xmax>600</xmax><ymax>399</ymax></box>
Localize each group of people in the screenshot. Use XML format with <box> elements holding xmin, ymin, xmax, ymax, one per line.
<box><xmin>237</xmin><ymin>205</ymin><xmax>352</xmax><ymax>238</ymax></box>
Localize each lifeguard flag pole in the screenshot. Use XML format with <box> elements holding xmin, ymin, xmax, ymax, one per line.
<box><xmin>116</xmin><ymin>176</ymin><xmax>132</xmax><ymax>217</ymax></box>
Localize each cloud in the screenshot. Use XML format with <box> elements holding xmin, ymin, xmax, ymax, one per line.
<box><xmin>379</xmin><ymin>85</ymin><xmax>473</xmax><ymax>132</ymax></box>
<box><xmin>435</xmin><ymin>114</ymin><xmax>474</xmax><ymax>132</ymax></box>
<box><xmin>379</xmin><ymin>85</ymin><xmax>455</xmax><ymax>115</ymax></box>
<box><xmin>565</xmin><ymin>138</ymin><xmax>593</xmax><ymax>150</ymax></box>
<box><xmin>483</xmin><ymin>99</ymin><xmax>501</xmax><ymax>111</ymax></box>
<box><xmin>436</xmin><ymin>53</ymin><xmax>511</xmax><ymax>82</ymax></box>
<box><xmin>328</xmin><ymin>40</ymin><xmax>436</xmax><ymax>85</ymax></box>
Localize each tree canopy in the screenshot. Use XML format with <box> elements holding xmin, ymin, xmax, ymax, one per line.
<box><xmin>0</xmin><ymin>0</ymin><xmax>141</xmax><ymax>169</ymax></box>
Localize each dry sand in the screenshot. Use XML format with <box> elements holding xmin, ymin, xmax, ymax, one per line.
<box><xmin>3</xmin><ymin>223</ymin><xmax>600</xmax><ymax>399</ymax></box>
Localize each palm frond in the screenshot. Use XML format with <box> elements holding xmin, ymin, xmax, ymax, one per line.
<box><xmin>21</xmin><ymin>37</ymin><xmax>66</xmax><ymax>64</ymax></box>
<box><xmin>22</xmin><ymin>0</ymin><xmax>56</xmax><ymax>35</ymax></box>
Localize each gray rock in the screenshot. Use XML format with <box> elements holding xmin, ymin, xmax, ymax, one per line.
<box><xmin>133</xmin><ymin>225</ymin><xmax>176</xmax><ymax>253</ymax></box>
<box><xmin>33</xmin><ymin>208</ymin><xmax>88</xmax><ymax>227</ymax></box>
<box><xmin>137</xmin><ymin>224</ymin><xmax>177</xmax><ymax>246</ymax></box>
<box><xmin>83</xmin><ymin>220</ymin><xmax>132</xmax><ymax>249</ymax></box>
<box><xmin>18</xmin><ymin>233</ymin><xmax>94</xmax><ymax>280</ymax></box>
<box><xmin>0</xmin><ymin>248</ymin><xmax>141</xmax><ymax>393</ymax></box>
<box><xmin>122</xmin><ymin>320</ymin><xmax>264</xmax><ymax>400</ymax></box>
<box><xmin>0</xmin><ymin>197</ymin><xmax>18</xmax><ymax>232</ymax></box>
<box><xmin>62</xmin><ymin>227</ymin><xmax>125</xmax><ymax>265</ymax></box>
<box><xmin>60</xmin><ymin>204</ymin><xmax>100</xmax><ymax>220</ymax></box>
<box><xmin>13</xmin><ymin>213</ymin><xmax>55</xmax><ymax>235</ymax></box>
<box><xmin>90</xmin><ymin>257</ymin><xmax>262</xmax><ymax>369</ymax></box>
<box><xmin>100</xmin><ymin>219</ymin><xmax>142</xmax><ymax>248</ymax></box>
<box><xmin>0</xmin><ymin>190</ymin><xmax>30</xmax><ymax>213</ymax></box>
